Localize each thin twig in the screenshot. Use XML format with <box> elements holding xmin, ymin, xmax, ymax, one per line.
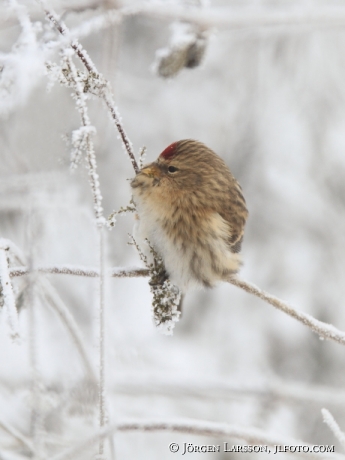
<box><xmin>229</xmin><ymin>277</ymin><xmax>345</xmax><ymax>346</ymax></box>
<box><xmin>39</xmin><ymin>277</ymin><xmax>96</xmax><ymax>380</ymax></box>
<box><xmin>9</xmin><ymin>265</ymin><xmax>149</xmax><ymax>278</ymax></box>
<box><xmin>63</xmin><ymin>50</ymin><xmax>103</xmax><ymax>220</ymax></box>
<box><xmin>8</xmin><ymin>3</ymin><xmax>345</xmax><ymax>30</ymax></box>
<box><xmin>10</xmin><ymin>262</ymin><xmax>345</xmax><ymax>346</ymax></box>
<box><xmin>0</xmin><ymin>418</ymin><xmax>34</xmax><ymax>453</ymax></box>
<box><xmin>0</xmin><ymin>243</ymin><xmax>20</xmax><ymax>340</ymax></box>
<box><xmin>98</xmin><ymin>227</ymin><xmax>106</xmax><ymax>456</ymax></box>
<box><xmin>102</xmin><ymin>93</ymin><xmax>139</xmax><ymax>173</ymax></box>
<box><xmin>41</xmin><ymin>4</ymin><xmax>139</xmax><ymax>174</ymax></box>
<box><xmin>112</xmin><ymin>375</ymin><xmax>345</xmax><ymax>407</ymax></box>
<box><xmin>50</xmin><ymin>418</ymin><xmax>345</xmax><ymax>460</ymax></box>
<box><xmin>135</xmin><ymin>4</ymin><xmax>345</xmax><ymax>30</ymax></box>
<box><xmin>322</xmin><ymin>409</ymin><xmax>345</xmax><ymax>451</ymax></box>
<box><xmin>43</xmin><ymin>8</ymin><xmax>96</xmax><ymax>74</ymax></box>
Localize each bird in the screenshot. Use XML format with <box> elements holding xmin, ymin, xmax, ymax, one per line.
<box><xmin>130</xmin><ymin>139</ymin><xmax>248</xmax><ymax>297</ymax></box>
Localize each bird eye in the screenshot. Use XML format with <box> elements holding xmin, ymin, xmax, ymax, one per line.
<box><xmin>168</xmin><ymin>166</ymin><xmax>178</xmax><ymax>173</ymax></box>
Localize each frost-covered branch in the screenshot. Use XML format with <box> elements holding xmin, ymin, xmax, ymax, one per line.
<box><xmin>322</xmin><ymin>409</ymin><xmax>345</xmax><ymax>451</ymax></box>
<box><xmin>0</xmin><ymin>417</ymin><xmax>34</xmax><ymax>453</ymax></box>
<box><xmin>229</xmin><ymin>277</ymin><xmax>345</xmax><ymax>346</ymax></box>
<box><xmin>41</xmin><ymin>4</ymin><xmax>139</xmax><ymax>173</ymax></box>
<box><xmin>39</xmin><ymin>278</ymin><xmax>96</xmax><ymax>380</ymax></box>
<box><xmin>58</xmin><ymin>49</ymin><xmax>103</xmax><ymax>220</ymax></box>
<box><xmin>10</xmin><ymin>260</ymin><xmax>345</xmax><ymax>345</ymax></box>
<box><xmin>10</xmin><ymin>261</ymin><xmax>345</xmax><ymax>345</ymax></box>
<box><xmin>98</xmin><ymin>227</ymin><xmax>106</xmax><ymax>457</ymax></box>
<box><xmin>0</xmin><ymin>0</ymin><xmax>45</xmax><ymax>116</ymax></box>
<box><xmin>0</xmin><ymin>239</ymin><xmax>20</xmax><ymax>340</ymax></box>
<box><xmin>10</xmin><ymin>265</ymin><xmax>150</xmax><ymax>278</ymax></box>
<box><xmin>137</xmin><ymin>4</ymin><xmax>345</xmax><ymax>30</ymax></box>
<box><xmin>113</xmin><ymin>375</ymin><xmax>345</xmax><ymax>407</ymax></box>
<box><xmin>51</xmin><ymin>418</ymin><xmax>345</xmax><ymax>460</ymax></box>
<box><xmin>9</xmin><ymin>3</ymin><xmax>345</xmax><ymax>30</ymax></box>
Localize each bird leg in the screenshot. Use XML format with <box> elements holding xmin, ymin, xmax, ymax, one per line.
<box><xmin>149</xmin><ymin>267</ymin><xmax>169</xmax><ymax>287</ymax></box>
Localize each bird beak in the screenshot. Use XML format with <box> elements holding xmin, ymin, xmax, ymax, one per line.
<box><xmin>140</xmin><ymin>164</ymin><xmax>161</xmax><ymax>178</ymax></box>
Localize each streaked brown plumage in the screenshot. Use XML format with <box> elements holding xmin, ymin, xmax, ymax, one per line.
<box><xmin>131</xmin><ymin>139</ymin><xmax>248</xmax><ymax>292</ymax></box>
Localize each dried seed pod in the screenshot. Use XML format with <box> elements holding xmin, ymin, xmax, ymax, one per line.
<box><xmin>185</xmin><ymin>33</ymin><xmax>208</xmax><ymax>68</ymax></box>
<box><xmin>155</xmin><ymin>46</ymin><xmax>190</xmax><ymax>78</ymax></box>
<box><xmin>154</xmin><ymin>22</ymin><xmax>208</xmax><ymax>78</ymax></box>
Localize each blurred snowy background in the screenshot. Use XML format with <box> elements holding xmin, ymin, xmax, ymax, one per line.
<box><xmin>1</xmin><ymin>0</ymin><xmax>345</xmax><ymax>458</ymax></box>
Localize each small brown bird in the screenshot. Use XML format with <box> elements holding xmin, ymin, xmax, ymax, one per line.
<box><xmin>131</xmin><ymin>139</ymin><xmax>248</xmax><ymax>293</ymax></box>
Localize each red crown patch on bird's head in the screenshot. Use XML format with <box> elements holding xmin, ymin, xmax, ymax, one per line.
<box><xmin>159</xmin><ymin>142</ymin><xmax>178</xmax><ymax>160</ymax></box>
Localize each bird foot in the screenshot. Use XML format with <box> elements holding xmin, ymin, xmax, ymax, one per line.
<box><xmin>149</xmin><ymin>269</ymin><xmax>169</xmax><ymax>287</ymax></box>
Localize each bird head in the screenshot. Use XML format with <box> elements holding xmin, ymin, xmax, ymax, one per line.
<box><xmin>131</xmin><ymin>139</ymin><xmax>227</xmax><ymax>196</ymax></box>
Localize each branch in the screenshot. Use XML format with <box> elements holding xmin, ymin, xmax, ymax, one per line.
<box><xmin>322</xmin><ymin>409</ymin><xmax>345</xmax><ymax>451</ymax></box>
<box><xmin>39</xmin><ymin>277</ymin><xmax>96</xmax><ymax>380</ymax></box>
<box><xmin>10</xmin><ymin>260</ymin><xmax>345</xmax><ymax>345</ymax></box>
<box><xmin>9</xmin><ymin>265</ymin><xmax>149</xmax><ymax>278</ymax></box>
<box><xmin>0</xmin><ymin>417</ymin><xmax>34</xmax><ymax>453</ymax></box>
<box><xmin>0</xmin><ymin>240</ymin><xmax>20</xmax><ymax>340</ymax></box>
<box><xmin>113</xmin><ymin>375</ymin><xmax>345</xmax><ymax>407</ymax></box>
<box><xmin>63</xmin><ymin>50</ymin><xmax>103</xmax><ymax>220</ymax></box>
<box><xmin>51</xmin><ymin>418</ymin><xmax>345</xmax><ymax>460</ymax></box>
<box><xmin>229</xmin><ymin>277</ymin><xmax>345</xmax><ymax>346</ymax></box>
<box><xmin>41</xmin><ymin>4</ymin><xmax>139</xmax><ymax>173</ymax></box>
<box><xmin>137</xmin><ymin>4</ymin><xmax>345</xmax><ymax>29</ymax></box>
<box><xmin>9</xmin><ymin>261</ymin><xmax>345</xmax><ymax>347</ymax></box>
<box><xmin>11</xmin><ymin>3</ymin><xmax>345</xmax><ymax>30</ymax></box>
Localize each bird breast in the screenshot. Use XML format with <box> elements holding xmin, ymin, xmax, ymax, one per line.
<box><xmin>132</xmin><ymin>186</ymin><xmax>241</xmax><ymax>291</ymax></box>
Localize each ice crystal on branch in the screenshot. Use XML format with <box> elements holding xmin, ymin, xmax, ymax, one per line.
<box><xmin>0</xmin><ymin>240</ymin><xmax>20</xmax><ymax>341</ymax></box>
<box><xmin>70</xmin><ymin>126</ymin><xmax>96</xmax><ymax>170</ymax></box>
<box><xmin>138</xmin><ymin>146</ymin><xmax>147</xmax><ymax>170</ymax></box>
<box><xmin>129</xmin><ymin>235</ymin><xmax>181</xmax><ymax>335</ymax></box>
<box><xmin>0</xmin><ymin>2</ymin><xmax>45</xmax><ymax>115</ymax></box>
<box><xmin>107</xmin><ymin>199</ymin><xmax>136</xmax><ymax>228</ymax></box>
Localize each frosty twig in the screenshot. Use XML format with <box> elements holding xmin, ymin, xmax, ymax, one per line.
<box><xmin>322</xmin><ymin>409</ymin><xmax>345</xmax><ymax>451</ymax></box>
<box><xmin>42</xmin><ymin>4</ymin><xmax>139</xmax><ymax>173</ymax></box>
<box><xmin>0</xmin><ymin>417</ymin><xmax>34</xmax><ymax>453</ymax></box>
<box><xmin>10</xmin><ymin>259</ymin><xmax>345</xmax><ymax>346</ymax></box>
<box><xmin>51</xmin><ymin>418</ymin><xmax>345</xmax><ymax>460</ymax></box>
<box><xmin>10</xmin><ymin>265</ymin><xmax>149</xmax><ymax>278</ymax></box>
<box><xmin>229</xmin><ymin>277</ymin><xmax>345</xmax><ymax>346</ymax></box>
<box><xmin>0</xmin><ymin>240</ymin><xmax>20</xmax><ymax>340</ymax></box>
<box><xmin>39</xmin><ymin>278</ymin><xmax>96</xmax><ymax>380</ymax></box>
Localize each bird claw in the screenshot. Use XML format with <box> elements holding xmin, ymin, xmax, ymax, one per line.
<box><xmin>149</xmin><ymin>269</ymin><xmax>169</xmax><ymax>287</ymax></box>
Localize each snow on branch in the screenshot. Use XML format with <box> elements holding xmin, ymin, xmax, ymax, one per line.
<box><xmin>7</xmin><ymin>3</ymin><xmax>345</xmax><ymax>29</ymax></box>
<box><xmin>62</xmin><ymin>5</ymin><xmax>143</xmax><ymax>44</ymax></box>
<box><xmin>322</xmin><ymin>409</ymin><xmax>345</xmax><ymax>451</ymax></box>
<box><xmin>0</xmin><ymin>0</ymin><xmax>44</xmax><ymax>115</ymax></box>
<box><xmin>138</xmin><ymin>4</ymin><xmax>345</xmax><ymax>30</ymax></box>
<box><xmin>113</xmin><ymin>375</ymin><xmax>345</xmax><ymax>408</ymax></box>
<box><xmin>39</xmin><ymin>277</ymin><xmax>96</xmax><ymax>381</ymax></box>
<box><xmin>0</xmin><ymin>417</ymin><xmax>34</xmax><ymax>453</ymax></box>
<box><xmin>0</xmin><ymin>239</ymin><xmax>20</xmax><ymax>341</ymax></box>
<box><xmin>9</xmin><ymin>261</ymin><xmax>345</xmax><ymax>346</ymax></box>
<box><xmin>41</xmin><ymin>4</ymin><xmax>139</xmax><ymax>174</ymax></box>
<box><xmin>51</xmin><ymin>418</ymin><xmax>345</xmax><ymax>460</ymax></box>
<box><xmin>9</xmin><ymin>265</ymin><xmax>149</xmax><ymax>278</ymax></box>
<box><xmin>228</xmin><ymin>277</ymin><xmax>345</xmax><ymax>346</ymax></box>
<box><xmin>60</xmin><ymin>49</ymin><xmax>103</xmax><ymax>221</ymax></box>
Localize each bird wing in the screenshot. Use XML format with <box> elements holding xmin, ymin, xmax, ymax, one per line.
<box><xmin>216</xmin><ymin>179</ymin><xmax>248</xmax><ymax>253</ymax></box>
